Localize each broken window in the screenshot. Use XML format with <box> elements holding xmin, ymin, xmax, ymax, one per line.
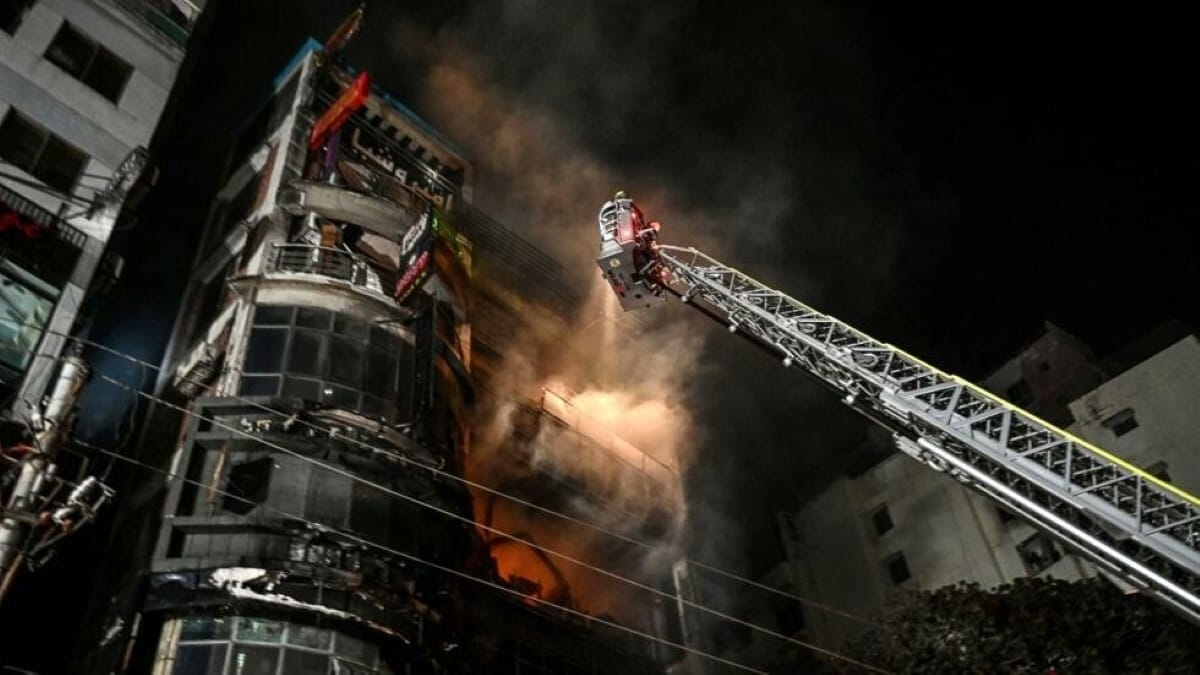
<box><xmin>222</xmin><ymin>457</ymin><xmax>273</xmax><ymax>515</ymax></box>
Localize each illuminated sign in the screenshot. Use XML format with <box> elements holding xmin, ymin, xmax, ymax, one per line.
<box><xmin>394</xmin><ymin>209</ymin><xmax>434</xmax><ymax>303</ymax></box>
<box><xmin>308</xmin><ymin>72</ymin><xmax>370</xmax><ymax>150</ymax></box>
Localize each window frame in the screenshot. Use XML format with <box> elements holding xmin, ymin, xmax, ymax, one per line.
<box><xmin>0</xmin><ymin>0</ymin><xmax>33</xmax><ymax>34</ymax></box>
<box><xmin>1016</xmin><ymin>531</ymin><xmax>1063</xmax><ymax>575</ymax></box>
<box><xmin>0</xmin><ymin>259</ymin><xmax>59</xmax><ymax>373</ymax></box>
<box><xmin>0</xmin><ymin>108</ymin><xmax>89</xmax><ymax>194</ymax></box>
<box><xmin>1102</xmin><ymin>408</ymin><xmax>1139</xmax><ymax>437</ymax></box>
<box><xmin>43</xmin><ymin>20</ymin><xmax>133</xmax><ymax>104</ymax></box>
<box><xmin>238</xmin><ymin>305</ymin><xmax>410</xmax><ymax>422</ymax></box>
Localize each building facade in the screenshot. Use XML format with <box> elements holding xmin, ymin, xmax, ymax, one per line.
<box><xmin>1</xmin><ymin>0</ymin><xmax>199</xmax><ymax>417</ymax></box>
<box><xmin>80</xmin><ymin>40</ymin><xmax>678</xmax><ymax>674</ymax></box>
<box><xmin>1067</xmin><ymin>336</ymin><xmax>1200</xmax><ymax>495</ymax></box>
<box><xmin>773</xmin><ymin>325</ymin><xmax>1199</xmax><ymax>650</ymax></box>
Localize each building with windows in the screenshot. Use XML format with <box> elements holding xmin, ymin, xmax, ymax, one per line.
<box><xmin>770</xmin><ymin>324</ymin><xmax>1199</xmax><ymax>651</ymax></box>
<box><xmin>1066</xmin><ymin>335</ymin><xmax>1200</xmax><ymax>496</ymax></box>
<box><xmin>0</xmin><ymin>0</ymin><xmax>201</xmax><ymax>418</ymax></box>
<box><xmin>78</xmin><ymin>39</ymin><xmax>681</xmax><ymax>675</ymax></box>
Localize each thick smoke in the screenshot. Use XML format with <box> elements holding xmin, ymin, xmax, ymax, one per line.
<box><xmin>374</xmin><ymin>0</ymin><xmax>898</xmax><ymax>615</ymax></box>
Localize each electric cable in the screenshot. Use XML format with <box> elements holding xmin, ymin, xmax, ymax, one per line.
<box><xmin>0</xmin><ymin>168</ymin><xmax>99</xmax><ymax>209</ymax></box>
<box><xmin>52</xmin><ymin>329</ymin><xmax>878</xmax><ymax>628</ymax></box>
<box><xmin>89</xmin><ymin>369</ymin><xmax>893</xmax><ymax>674</ymax></box>
<box><xmin>60</xmin><ymin>439</ymin><xmax>774</xmax><ymax>675</ymax></box>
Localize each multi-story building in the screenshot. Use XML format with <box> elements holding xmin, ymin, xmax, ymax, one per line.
<box><xmin>1067</xmin><ymin>334</ymin><xmax>1200</xmax><ymax>495</ymax></box>
<box><xmin>1</xmin><ymin>4</ymin><xmax>201</xmax><ymax>670</ymax></box>
<box><xmin>79</xmin><ymin>38</ymin><xmax>681</xmax><ymax>674</ymax></box>
<box><xmin>0</xmin><ymin>0</ymin><xmax>200</xmax><ymax>415</ymax></box>
<box><xmin>769</xmin><ymin>324</ymin><xmax>1197</xmax><ymax>650</ymax></box>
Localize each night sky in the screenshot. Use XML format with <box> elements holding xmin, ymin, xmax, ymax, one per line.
<box><xmin>67</xmin><ymin>0</ymin><xmax>1200</xmax><ymax>623</ymax></box>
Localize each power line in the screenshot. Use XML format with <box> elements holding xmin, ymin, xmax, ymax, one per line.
<box><xmin>63</xmin><ymin>438</ymin><xmax>771</xmax><ymax>675</ymax></box>
<box><xmin>53</xmin><ymin>330</ymin><xmax>878</xmax><ymax>628</ymax></box>
<box><xmin>90</xmin><ymin>370</ymin><xmax>891</xmax><ymax>674</ymax></box>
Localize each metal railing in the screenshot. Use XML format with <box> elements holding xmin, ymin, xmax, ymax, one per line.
<box><xmin>267</xmin><ymin>243</ymin><xmax>396</xmax><ymax>298</ymax></box>
<box><xmin>104</xmin><ymin>0</ymin><xmax>194</xmax><ymax>48</ymax></box>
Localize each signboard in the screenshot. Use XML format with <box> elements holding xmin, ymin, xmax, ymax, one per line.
<box><xmin>309</xmin><ymin>72</ymin><xmax>370</xmax><ymax>150</ymax></box>
<box><xmin>347</xmin><ymin>125</ymin><xmax>452</xmax><ymax>209</ymax></box>
<box><xmin>394</xmin><ymin>207</ymin><xmax>434</xmax><ymax>303</ymax></box>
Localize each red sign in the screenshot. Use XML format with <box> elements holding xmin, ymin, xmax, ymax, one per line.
<box><xmin>309</xmin><ymin>72</ymin><xmax>370</xmax><ymax>150</ymax></box>
<box><xmin>394</xmin><ymin>250</ymin><xmax>431</xmax><ymax>303</ymax></box>
<box><xmin>0</xmin><ymin>205</ymin><xmax>43</xmax><ymax>240</ymax></box>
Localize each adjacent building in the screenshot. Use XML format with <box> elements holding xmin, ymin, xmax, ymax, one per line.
<box><xmin>771</xmin><ymin>323</ymin><xmax>1198</xmax><ymax>650</ymax></box>
<box><xmin>1</xmin><ymin>0</ymin><xmax>200</xmax><ymax>419</ymax></box>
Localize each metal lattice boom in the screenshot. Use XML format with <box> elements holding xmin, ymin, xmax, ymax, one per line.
<box><xmin>655</xmin><ymin>244</ymin><xmax>1200</xmax><ymax>622</ymax></box>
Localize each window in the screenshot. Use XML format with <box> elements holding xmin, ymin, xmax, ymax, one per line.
<box><xmin>0</xmin><ymin>262</ymin><xmax>56</xmax><ymax>372</ymax></box>
<box><xmin>221</xmin><ymin>457</ymin><xmax>273</xmax><ymax>515</ymax></box>
<box><xmin>0</xmin><ymin>109</ymin><xmax>89</xmax><ymax>194</ymax></box>
<box><xmin>872</xmin><ymin>505</ymin><xmax>893</xmax><ymax>536</ymax></box>
<box><xmin>238</xmin><ymin>305</ymin><xmax>411</xmax><ymax>422</ymax></box>
<box><xmin>168</xmin><ymin>617</ymin><xmax>384</xmax><ymax>675</ymax></box>
<box><xmin>1145</xmin><ymin>460</ymin><xmax>1171</xmax><ymax>482</ymax></box>
<box><xmin>1005</xmin><ymin>379</ymin><xmax>1033</xmax><ymax>406</ymax></box>
<box><xmin>0</xmin><ymin>0</ymin><xmax>32</xmax><ymax>34</ymax></box>
<box><xmin>1103</xmin><ymin>408</ymin><xmax>1139</xmax><ymax>437</ymax></box>
<box><xmin>172</xmin><ymin>644</ymin><xmax>228</xmax><ymax>675</ymax></box>
<box><xmin>996</xmin><ymin>507</ymin><xmax>1016</xmax><ymax>524</ymax></box>
<box><xmin>1017</xmin><ymin>532</ymin><xmax>1062</xmax><ymax>575</ymax></box>
<box><xmin>885</xmin><ymin>552</ymin><xmax>910</xmax><ymax>585</ymax></box>
<box><xmin>44</xmin><ymin>22</ymin><xmax>132</xmax><ymax>102</ymax></box>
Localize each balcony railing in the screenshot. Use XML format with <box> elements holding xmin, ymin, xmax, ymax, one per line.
<box><xmin>105</xmin><ymin>0</ymin><xmax>196</xmax><ymax>48</ymax></box>
<box><xmin>267</xmin><ymin>243</ymin><xmax>396</xmax><ymax>298</ymax></box>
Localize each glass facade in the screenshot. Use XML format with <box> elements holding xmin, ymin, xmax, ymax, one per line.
<box><xmin>167</xmin><ymin>617</ymin><xmax>389</xmax><ymax>675</ymax></box>
<box><xmin>238</xmin><ymin>305</ymin><xmax>413</xmax><ymax>422</ymax></box>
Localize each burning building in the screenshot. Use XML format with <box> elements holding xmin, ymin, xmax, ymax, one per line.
<box><xmin>77</xmin><ymin>29</ymin><xmax>687</xmax><ymax>674</ymax></box>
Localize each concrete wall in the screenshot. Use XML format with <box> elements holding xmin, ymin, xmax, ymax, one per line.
<box><xmin>786</xmin><ymin>450</ymin><xmax>1092</xmax><ymax>648</ymax></box>
<box><xmin>1</xmin><ymin>0</ymin><xmax>180</xmax><ymax>170</ymax></box>
<box><xmin>1068</xmin><ymin>336</ymin><xmax>1200</xmax><ymax>495</ymax></box>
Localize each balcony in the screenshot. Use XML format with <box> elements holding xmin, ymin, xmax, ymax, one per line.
<box><xmin>104</xmin><ymin>0</ymin><xmax>197</xmax><ymax>49</ymax></box>
<box><xmin>266</xmin><ymin>243</ymin><xmax>396</xmax><ymax>300</ymax></box>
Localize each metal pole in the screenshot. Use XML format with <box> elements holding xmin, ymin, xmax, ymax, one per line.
<box><xmin>0</xmin><ymin>356</ymin><xmax>89</xmax><ymax>603</ymax></box>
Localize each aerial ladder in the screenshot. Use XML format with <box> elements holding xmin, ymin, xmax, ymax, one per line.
<box><xmin>595</xmin><ymin>192</ymin><xmax>1200</xmax><ymax>625</ymax></box>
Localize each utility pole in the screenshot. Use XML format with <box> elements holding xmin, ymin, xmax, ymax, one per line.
<box><xmin>0</xmin><ymin>356</ymin><xmax>111</xmax><ymax>603</ymax></box>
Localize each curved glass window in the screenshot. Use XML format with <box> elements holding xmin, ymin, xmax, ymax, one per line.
<box><xmin>166</xmin><ymin>617</ymin><xmax>389</xmax><ymax>674</ymax></box>
<box><xmin>239</xmin><ymin>305</ymin><xmax>412</xmax><ymax>422</ymax></box>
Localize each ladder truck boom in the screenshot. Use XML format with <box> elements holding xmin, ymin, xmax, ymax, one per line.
<box><xmin>596</xmin><ymin>193</ymin><xmax>1200</xmax><ymax>624</ymax></box>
